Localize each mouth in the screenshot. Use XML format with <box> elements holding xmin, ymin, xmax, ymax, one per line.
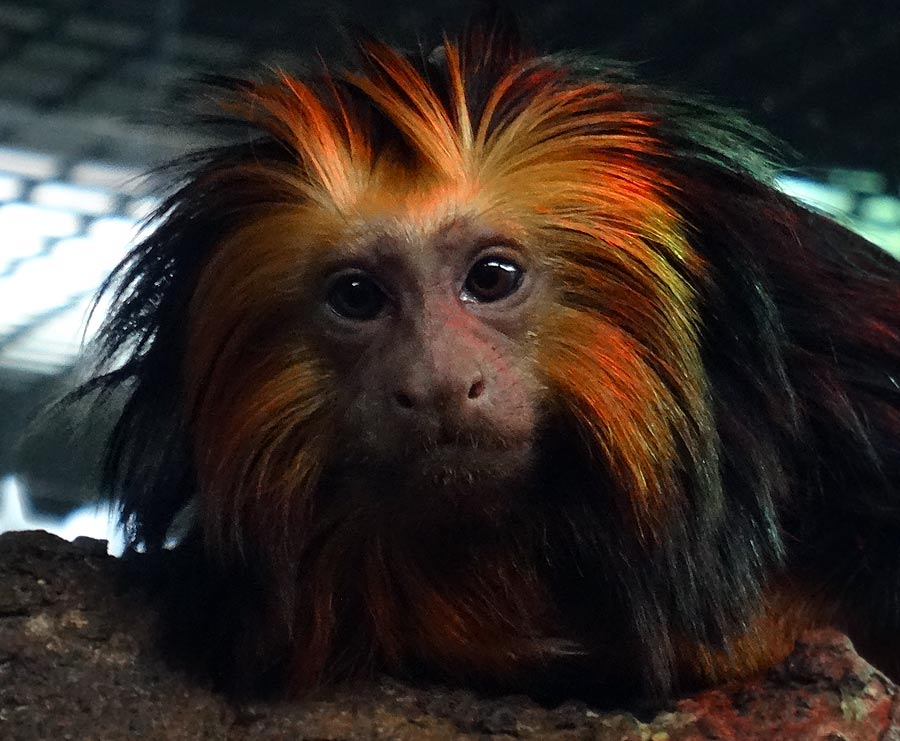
<box><xmin>327</xmin><ymin>438</ymin><xmax>536</xmax><ymax>528</ymax></box>
<box><xmin>407</xmin><ymin>439</ymin><xmax>535</xmax><ymax>488</ymax></box>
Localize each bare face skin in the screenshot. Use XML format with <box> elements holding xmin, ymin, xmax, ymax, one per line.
<box><xmin>310</xmin><ymin>217</ymin><xmax>548</xmax><ymax>521</ymax></box>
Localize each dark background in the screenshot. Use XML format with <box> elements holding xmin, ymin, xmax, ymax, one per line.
<box><xmin>2</xmin><ymin>0</ymin><xmax>897</xmax><ymax>177</ymax></box>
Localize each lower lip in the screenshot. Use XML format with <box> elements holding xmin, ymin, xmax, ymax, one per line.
<box><xmin>413</xmin><ymin>442</ymin><xmax>533</xmax><ymax>476</ymax></box>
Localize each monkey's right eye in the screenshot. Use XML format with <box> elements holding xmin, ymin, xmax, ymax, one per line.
<box><xmin>326</xmin><ymin>273</ymin><xmax>387</xmax><ymax>320</ymax></box>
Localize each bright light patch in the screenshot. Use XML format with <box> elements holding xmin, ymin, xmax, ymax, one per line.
<box><xmin>126</xmin><ymin>196</ymin><xmax>159</xmax><ymax>220</ymax></box>
<box><xmin>0</xmin><ymin>475</ymin><xmax>125</xmax><ymax>556</ymax></box>
<box><xmin>81</xmin><ymin>292</ymin><xmax>111</xmax><ymax>343</ymax></box>
<box><xmin>0</xmin><ymin>259</ymin><xmax>83</xmax><ymax>330</ymax></box>
<box><xmin>859</xmin><ymin>195</ymin><xmax>900</xmax><ymax>225</ymax></box>
<box><xmin>88</xmin><ymin>216</ymin><xmax>140</xmax><ymax>245</ymax></box>
<box><xmin>855</xmin><ymin>224</ymin><xmax>900</xmax><ymax>258</ymax></box>
<box><xmin>0</xmin><ymin>201</ymin><xmax>81</xmax><ymax>238</ymax></box>
<box><xmin>0</xmin><ymin>173</ymin><xmax>23</xmax><ymax>201</ymax></box>
<box><xmin>51</xmin><ymin>236</ymin><xmax>132</xmax><ymax>285</ymax></box>
<box><xmin>0</xmin><ymin>234</ymin><xmax>45</xmax><ymax>274</ymax></box>
<box><xmin>0</xmin><ymin>337</ymin><xmax>76</xmax><ymax>373</ymax></box>
<box><xmin>776</xmin><ymin>175</ymin><xmax>900</xmax><ymax>255</ymax></box>
<box><xmin>31</xmin><ymin>181</ymin><xmax>116</xmax><ymax>215</ymax></box>
<box><xmin>0</xmin><ymin>175</ymin><xmax>136</xmax><ymax>371</ymax></box>
<box><xmin>0</xmin><ymin>302</ymin><xmax>95</xmax><ymax>374</ymax></box>
<box><xmin>69</xmin><ymin>161</ymin><xmax>147</xmax><ymax>195</ymax></box>
<box><xmin>0</xmin><ymin>476</ymin><xmax>27</xmax><ymax>530</ymax></box>
<box><xmin>776</xmin><ymin>175</ymin><xmax>857</xmax><ymax>217</ymax></box>
<box><xmin>0</xmin><ymin>238</ymin><xmax>127</xmax><ymax>332</ymax></box>
<box><xmin>0</xmin><ymin>294</ymin><xmax>114</xmax><ymax>373</ymax></box>
<box><xmin>0</xmin><ymin>146</ymin><xmax>60</xmax><ymax>179</ymax></box>
<box><xmin>0</xmin><ymin>211</ymin><xmax>136</xmax><ymax>326</ymax></box>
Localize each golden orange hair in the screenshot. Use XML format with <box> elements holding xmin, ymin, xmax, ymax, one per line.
<box><xmin>85</xmin><ymin>17</ymin><xmax>900</xmax><ymax>699</ymax></box>
<box><xmin>186</xmin><ymin>35</ymin><xmax>711</xmax><ymax>559</ymax></box>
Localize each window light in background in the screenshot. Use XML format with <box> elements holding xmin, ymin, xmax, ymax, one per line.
<box><xmin>0</xmin><ymin>146</ymin><xmax>148</xmax><ymax>379</ymax></box>
<box><xmin>0</xmin><ymin>475</ymin><xmax>124</xmax><ymax>555</ymax></box>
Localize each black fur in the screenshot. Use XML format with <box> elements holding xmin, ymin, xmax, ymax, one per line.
<box><xmin>81</xmin><ymin>15</ymin><xmax>900</xmax><ymax>700</ymax></box>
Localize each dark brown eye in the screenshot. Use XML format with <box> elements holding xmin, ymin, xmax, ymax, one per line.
<box><xmin>327</xmin><ymin>273</ymin><xmax>386</xmax><ymax>320</ymax></box>
<box><xmin>463</xmin><ymin>257</ymin><xmax>524</xmax><ymax>303</ymax></box>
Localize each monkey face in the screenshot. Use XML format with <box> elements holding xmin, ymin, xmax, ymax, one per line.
<box><xmin>174</xmin><ymin>43</ymin><xmax>715</xmax><ymax>551</ymax></box>
<box><xmin>186</xmin><ymin>198</ymin><xmax>551</xmax><ymax>532</ymax></box>
<box><xmin>316</xmin><ymin>217</ymin><xmax>546</xmax><ymax>508</ymax></box>
<box><xmin>165</xmin><ymin>30</ymin><xmax>723</xmax><ymax>582</ymax></box>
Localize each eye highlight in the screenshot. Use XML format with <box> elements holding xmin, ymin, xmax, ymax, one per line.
<box><xmin>463</xmin><ymin>257</ymin><xmax>524</xmax><ymax>303</ymax></box>
<box><xmin>326</xmin><ymin>273</ymin><xmax>386</xmax><ymax>320</ymax></box>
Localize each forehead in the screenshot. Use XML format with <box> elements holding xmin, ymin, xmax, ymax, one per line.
<box><xmin>313</xmin><ymin>177</ymin><xmax>521</xmax><ymax>262</ymax></box>
<box><xmin>344</xmin><ymin>213</ymin><xmax>495</xmax><ymax>257</ymax></box>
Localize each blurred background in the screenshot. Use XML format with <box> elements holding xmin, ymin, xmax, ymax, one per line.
<box><xmin>1</xmin><ymin>0</ymin><xmax>898</xmax><ymax>553</ymax></box>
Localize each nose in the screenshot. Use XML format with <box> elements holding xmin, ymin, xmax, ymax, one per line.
<box><xmin>393</xmin><ymin>373</ymin><xmax>486</xmax><ymax>412</ymax></box>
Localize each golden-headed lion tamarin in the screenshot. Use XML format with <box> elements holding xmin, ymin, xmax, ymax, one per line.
<box><xmin>83</xmin><ymin>11</ymin><xmax>900</xmax><ymax>702</ymax></box>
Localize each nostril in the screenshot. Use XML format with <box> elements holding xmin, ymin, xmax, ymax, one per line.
<box><xmin>467</xmin><ymin>379</ymin><xmax>485</xmax><ymax>400</ymax></box>
<box><xmin>395</xmin><ymin>391</ymin><xmax>415</xmax><ymax>409</ymax></box>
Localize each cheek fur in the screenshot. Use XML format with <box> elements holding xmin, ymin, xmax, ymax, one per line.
<box><xmin>183</xmin><ymin>225</ymin><xmax>342</xmax><ymax>562</ymax></box>
<box><xmin>185</xmin><ymin>346</ymin><xmax>336</xmax><ymax>563</ymax></box>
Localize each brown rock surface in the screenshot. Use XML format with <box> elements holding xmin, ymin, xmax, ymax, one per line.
<box><xmin>1</xmin><ymin>529</ymin><xmax>898</xmax><ymax>740</ymax></box>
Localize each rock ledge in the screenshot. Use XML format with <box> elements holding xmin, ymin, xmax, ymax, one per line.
<box><xmin>1</xmin><ymin>530</ymin><xmax>898</xmax><ymax>740</ymax></box>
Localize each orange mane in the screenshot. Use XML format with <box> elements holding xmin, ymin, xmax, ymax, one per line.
<box><xmin>185</xmin><ymin>37</ymin><xmax>712</xmax><ymax>566</ymax></box>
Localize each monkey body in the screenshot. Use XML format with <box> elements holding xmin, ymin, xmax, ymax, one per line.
<box><xmin>89</xmin><ymin>18</ymin><xmax>900</xmax><ymax>700</ymax></box>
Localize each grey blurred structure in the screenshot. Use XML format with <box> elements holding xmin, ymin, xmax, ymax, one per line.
<box><xmin>0</xmin><ymin>0</ymin><xmax>898</xmax><ymax>545</ymax></box>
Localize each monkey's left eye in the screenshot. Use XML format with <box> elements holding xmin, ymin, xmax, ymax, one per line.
<box><xmin>327</xmin><ymin>273</ymin><xmax>387</xmax><ymax>320</ymax></box>
<box><xmin>463</xmin><ymin>257</ymin><xmax>524</xmax><ymax>303</ymax></box>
